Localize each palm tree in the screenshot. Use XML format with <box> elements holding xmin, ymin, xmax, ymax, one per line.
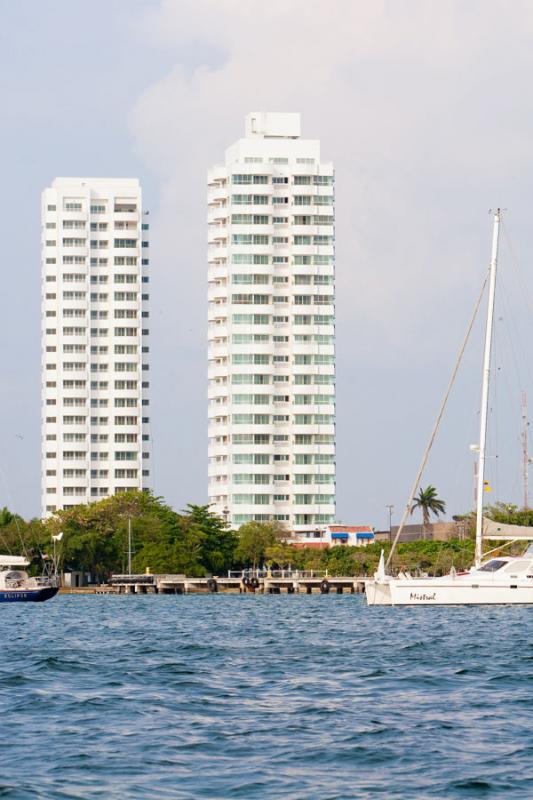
<box><xmin>411</xmin><ymin>486</ymin><xmax>446</xmax><ymax>538</ymax></box>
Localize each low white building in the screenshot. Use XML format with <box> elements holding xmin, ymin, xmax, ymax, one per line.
<box><xmin>289</xmin><ymin>525</ymin><xmax>375</xmax><ymax>548</ymax></box>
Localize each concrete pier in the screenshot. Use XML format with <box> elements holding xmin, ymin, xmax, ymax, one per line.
<box><xmin>102</xmin><ymin>573</ymin><xmax>369</xmax><ymax>595</ymax></box>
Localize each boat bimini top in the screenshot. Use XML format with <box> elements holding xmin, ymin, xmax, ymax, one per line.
<box><xmin>0</xmin><ymin>555</ymin><xmax>30</xmax><ymax>569</ymax></box>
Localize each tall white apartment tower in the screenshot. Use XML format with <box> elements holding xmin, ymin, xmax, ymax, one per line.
<box><xmin>41</xmin><ymin>178</ymin><xmax>151</xmax><ymax>515</ymax></box>
<box><xmin>208</xmin><ymin>113</ymin><xmax>336</xmax><ymax>535</ymax></box>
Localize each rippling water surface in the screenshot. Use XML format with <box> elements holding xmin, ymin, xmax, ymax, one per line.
<box><xmin>1</xmin><ymin>595</ymin><xmax>532</xmax><ymax>799</ymax></box>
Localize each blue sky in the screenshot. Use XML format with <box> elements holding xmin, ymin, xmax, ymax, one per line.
<box><xmin>3</xmin><ymin>0</ymin><xmax>533</xmax><ymax>529</ymax></box>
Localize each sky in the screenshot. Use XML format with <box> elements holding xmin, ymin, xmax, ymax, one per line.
<box><xmin>2</xmin><ymin>0</ymin><xmax>533</xmax><ymax>529</ymax></box>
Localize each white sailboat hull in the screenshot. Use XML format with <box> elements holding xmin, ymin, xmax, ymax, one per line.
<box><xmin>366</xmin><ymin>577</ymin><xmax>533</xmax><ymax>606</ymax></box>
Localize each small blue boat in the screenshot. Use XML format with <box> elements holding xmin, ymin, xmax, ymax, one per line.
<box><xmin>0</xmin><ymin>556</ymin><xmax>59</xmax><ymax>603</ymax></box>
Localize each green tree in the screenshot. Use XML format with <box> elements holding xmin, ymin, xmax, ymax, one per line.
<box><xmin>0</xmin><ymin>507</ymin><xmax>15</xmax><ymax>527</ymax></box>
<box><xmin>182</xmin><ymin>504</ymin><xmax>237</xmax><ymax>575</ymax></box>
<box><xmin>236</xmin><ymin>521</ymin><xmax>286</xmax><ymax>568</ymax></box>
<box><xmin>411</xmin><ymin>485</ymin><xmax>446</xmax><ymax>537</ymax></box>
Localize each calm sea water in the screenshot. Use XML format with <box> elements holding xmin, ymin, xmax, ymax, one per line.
<box><xmin>0</xmin><ymin>595</ymin><xmax>532</xmax><ymax>799</ymax></box>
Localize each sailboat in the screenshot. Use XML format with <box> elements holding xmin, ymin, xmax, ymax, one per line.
<box><xmin>0</xmin><ymin>555</ymin><xmax>59</xmax><ymax>602</ymax></box>
<box><xmin>366</xmin><ymin>209</ymin><xmax>533</xmax><ymax>605</ymax></box>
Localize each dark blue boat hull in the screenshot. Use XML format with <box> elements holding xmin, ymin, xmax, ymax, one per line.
<box><xmin>0</xmin><ymin>587</ymin><xmax>59</xmax><ymax>603</ymax></box>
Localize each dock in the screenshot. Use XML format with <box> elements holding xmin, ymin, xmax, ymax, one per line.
<box><xmin>86</xmin><ymin>571</ymin><xmax>368</xmax><ymax>595</ymax></box>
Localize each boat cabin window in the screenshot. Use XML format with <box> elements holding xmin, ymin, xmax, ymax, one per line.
<box><xmin>5</xmin><ymin>571</ymin><xmax>25</xmax><ymax>580</ymax></box>
<box><xmin>478</xmin><ymin>559</ymin><xmax>507</xmax><ymax>572</ymax></box>
<box><xmin>502</xmin><ymin>560</ymin><xmax>531</xmax><ymax>573</ymax></box>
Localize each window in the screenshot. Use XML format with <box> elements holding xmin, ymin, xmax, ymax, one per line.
<box><xmin>314</xmin><ymin>394</ymin><xmax>335</xmax><ymax>404</ymax></box>
<box><xmin>294</xmin><ymin>494</ymin><xmax>312</xmax><ymax>505</ymax></box>
<box><xmin>232</xmin><ymin>174</ymin><xmax>269</xmax><ymax>184</ymax></box>
<box><xmin>315</xmin><ymin>494</ymin><xmax>334</xmax><ymax>503</ymax></box>
<box><xmin>315</xmin><ymin>454</ymin><xmax>335</xmax><ymax>464</ymax></box>
<box><xmin>294</xmin><ymin>196</ymin><xmax>313</xmax><ymax>206</ymax></box>
<box><xmin>232</xmin><ymin>254</ymin><xmax>269</xmax><ymax>265</ymax></box>
<box><xmin>231</xmin><ymin>294</ymin><xmax>270</xmax><ymax>305</ymax></box>
<box><xmin>233</xmin><ymin>494</ymin><xmax>254</xmax><ymax>504</ymax></box>
<box><xmin>294</xmin><ymin>235</ymin><xmax>312</xmax><ymax>245</ymax></box>
<box><xmin>232</xmin><ymin>334</ymin><xmax>269</xmax><ymax>345</ymax></box>
<box><xmin>115</xmin><ymin>433</ymin><xmax>138</xmax><ymax>443</ymax></box>
<box><xmin>115</xmin><ymin>362</ymin><xmax>137</xmax><ymax>372</ymax></box>
<box><xmin>232</xmin><ymin>274</ymin><xmax>269</xmax><ymax>285</ymax></box>
<box><xmin>232</xmin><ymin>194</ymin><xmax>268</xmax><ymax>206</ymax></box>
<box><xmin>115</xmin><ymin>469</ymin><xmax>138</xmax><ymax>479</ymax></box>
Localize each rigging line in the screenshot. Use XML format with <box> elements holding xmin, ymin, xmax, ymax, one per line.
<box><xmin>491</xmin><ymin>330</ymin><xmax>523</xmax><ymax>506</ymax></box>
<box><xmin>501</xmin><ymin>221</ymin><xmax>533</xmax><ymax>318</ymax></box>
<box><xmin>501</xmin><ymin>222</ymin><xmax>533</xmax><ymax>383</ymax></box>
<box><xmin>497</xmin><ymin>270</ymin><xmax>531</xmax><ymax>390</ymax></box>
<box><xmin>386</xmin><ymin>274</ymin><xmax>488</xmax><ymax>570</ymax></box>
<box><xmin>491</xmin><ymin>329</ymin><xmax>514</xmax><ymax>485</ymax></box>
<box><xmin>496</xmin><ymin>276</ymin><xmax>522</xmax><ymax>385</ymax></box>
<box><xmin>0</xmin><ymin>461</ymin><xmax>28</xmax><ymax>559</ymax></box>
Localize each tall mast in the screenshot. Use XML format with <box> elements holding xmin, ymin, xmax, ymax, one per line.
<box><xmin>522</xmin><ymin>392</ymin><xmax>529</xmax><ymax>510</ymax></box>
<box><xmin>475</xmin><ymin>209</ymin><xmax>501</xmax><ymax>568</ymax></box>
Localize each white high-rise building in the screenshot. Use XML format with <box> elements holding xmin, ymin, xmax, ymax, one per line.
<box><xmin>41</xmin><ymin>178</ymin><xmax>150</xmax><ymax>515</ymax></box>
<box><xmin>208</xmin><ymin>113</ymin><xmax>336</xmax><ymax>535</ymax></box>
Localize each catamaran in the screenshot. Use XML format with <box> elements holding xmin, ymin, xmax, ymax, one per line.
<box><xmin>366</xmin><ymin>210</ymin><xmax>533</xmax><ymax>605</ymax></box>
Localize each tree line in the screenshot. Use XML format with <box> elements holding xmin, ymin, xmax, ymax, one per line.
<box><xmin>0</xmin><ymin>493</ymin><xmax>530</xmax><ymax>581</ymax></box>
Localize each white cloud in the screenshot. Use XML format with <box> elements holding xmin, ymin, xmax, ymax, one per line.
<box><xmin>129</xmin><ymin>0</ymin><xmax>533</xmax><ymax>523</ymax></box>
